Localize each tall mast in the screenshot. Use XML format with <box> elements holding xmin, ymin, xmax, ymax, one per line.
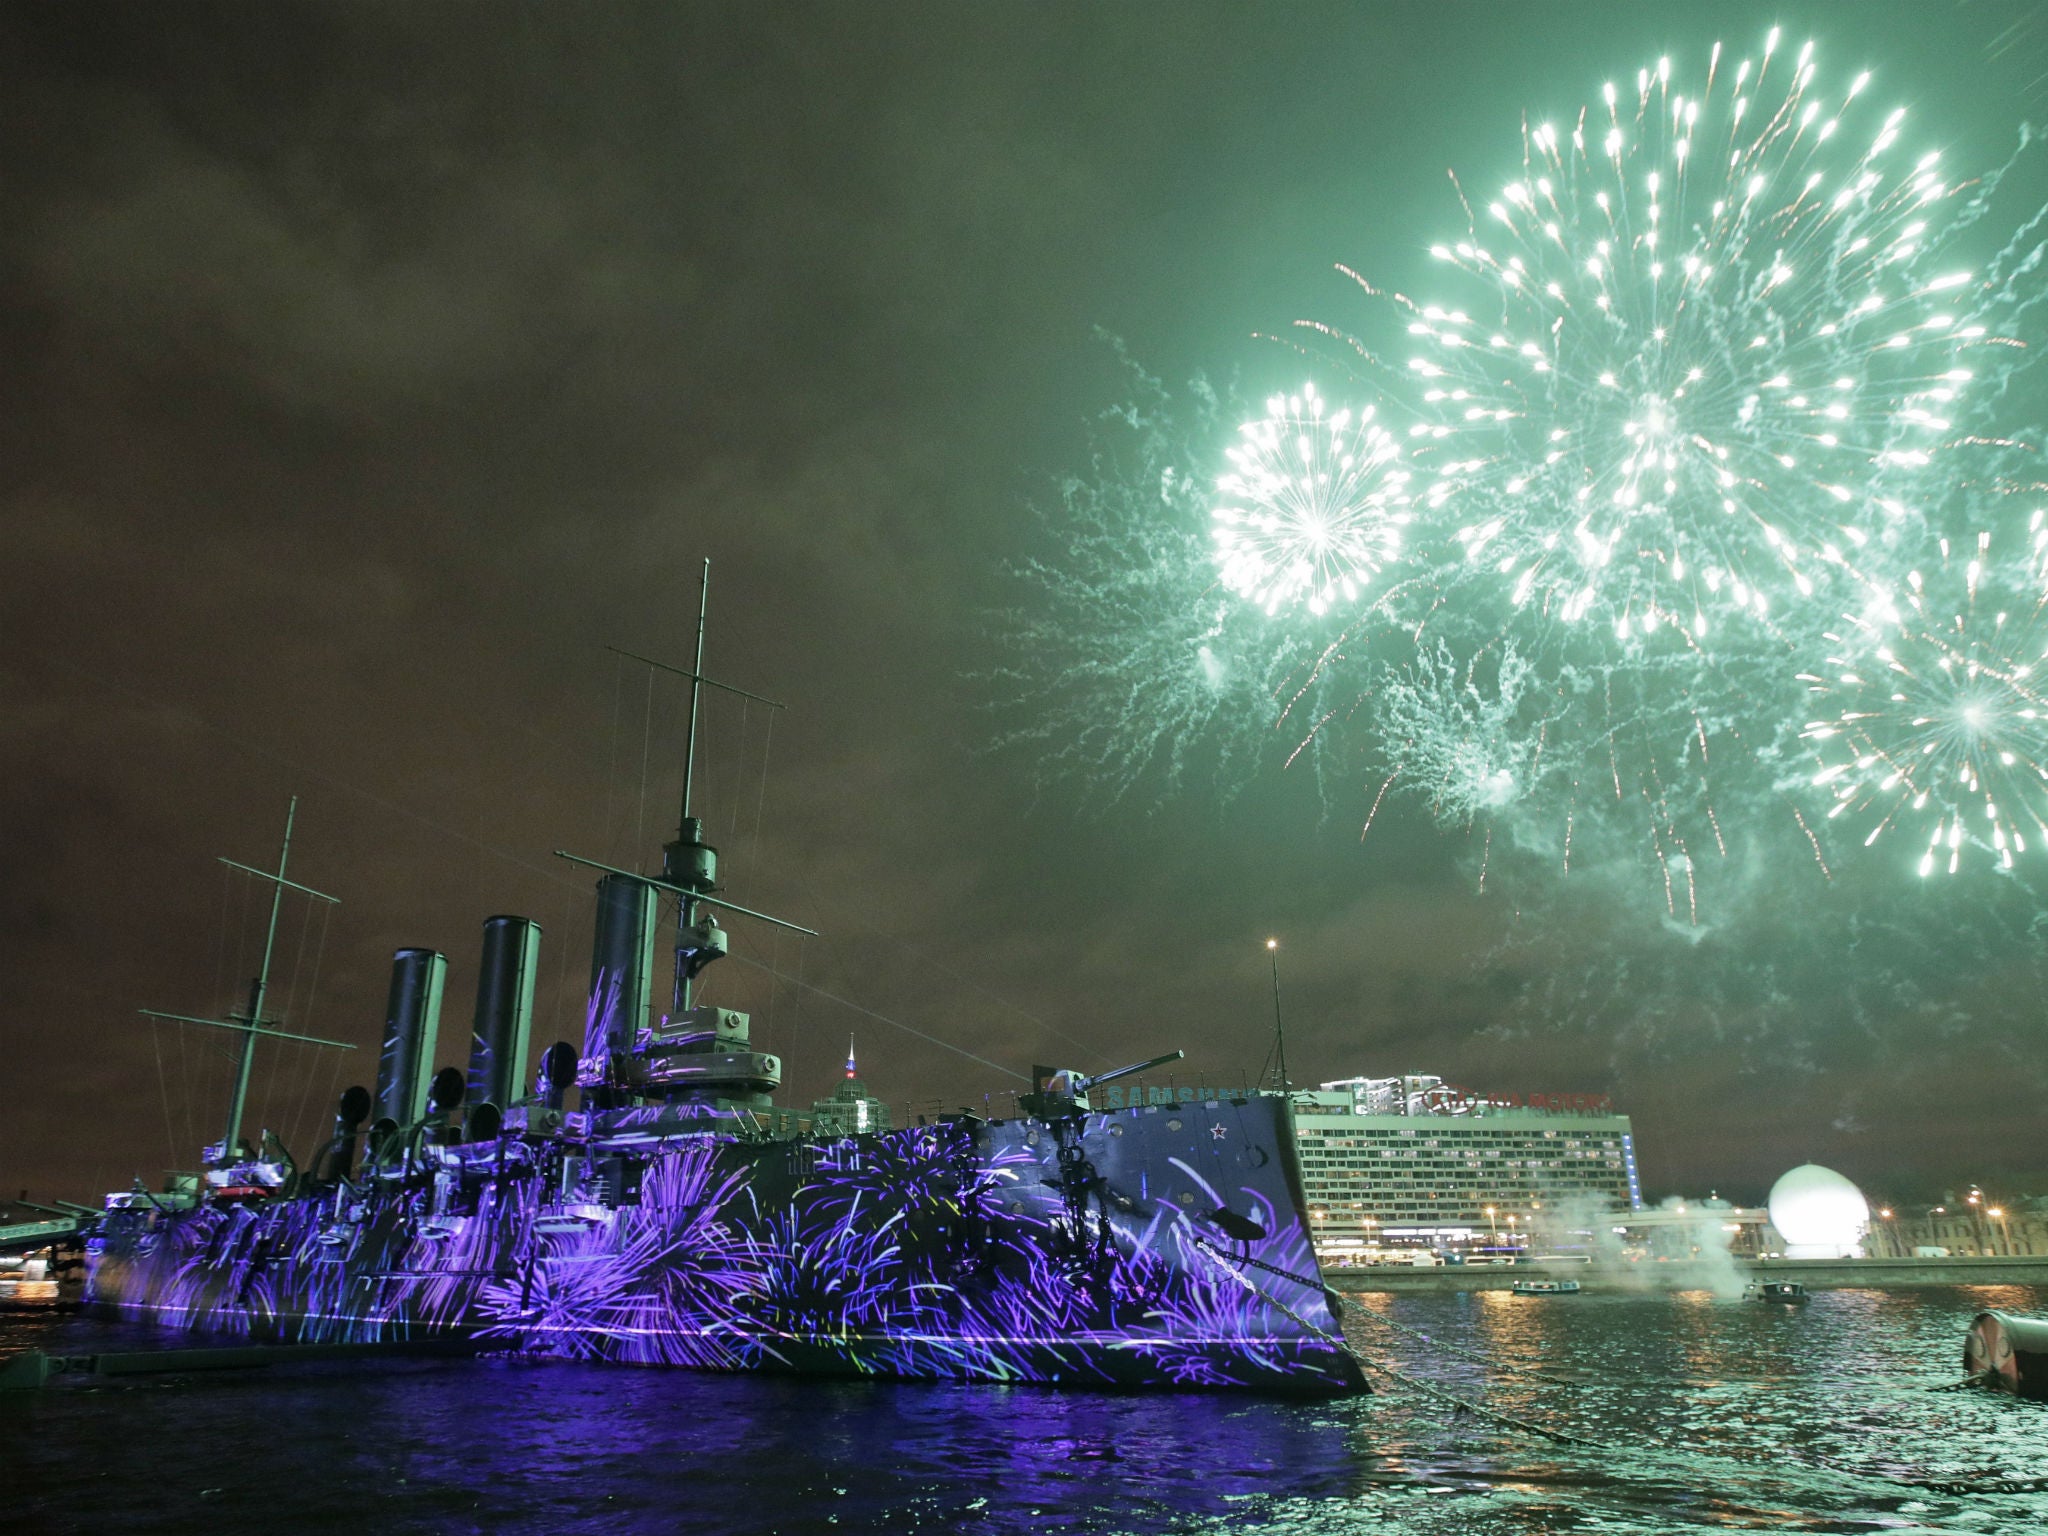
<box><xmin>680</xmin><ymin>557</ymin><xmax>709</xmax><ymax>838</ymax></box>
<box><xmin>558</xmin><ymin>569</ymin><xmax>815</xmax><ymax>1106</ymax></box>
<box><xmin>671</xmin><ymin>558</ymin><xmax>713</xmax><ymax>1014</ymax></box>
<box><xmin>224</xmin><ymin>796</ymin><xmax>297</xmax><ymax>1156</ymax></box>
<box><xmin>141</xmin><ymin>797</ymin><xmax>353</xmax><ymax>1167</ymax></box>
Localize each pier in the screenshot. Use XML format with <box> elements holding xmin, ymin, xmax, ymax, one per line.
<box><xmin>1325</xmin><ymin>1255</ymin><xmax>2048</xmax><ymax>1293</ymax></box>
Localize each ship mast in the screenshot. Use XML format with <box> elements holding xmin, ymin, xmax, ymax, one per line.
<box><xmin>555</xmin><ymin>561</ymin><xmax>816</xmax><ymax>1105</ymax></box>
<box><xmin>140</xmin><ymin>796</ymin><xmax>355</xmax><ymax>1165</ymax></box>
<box><xmin>680</xmin><ymin>559</ymin><xmax>708</xmax><ymax>866</ymax></box>
<box><xmin>670</xmin><ymin>557</ymin><xmax>713</xmax><ymax>1012</ymax></box>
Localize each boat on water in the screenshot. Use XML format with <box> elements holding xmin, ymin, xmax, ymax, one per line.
<box><xmin>1510</xmin><ymin>1278</ymin><xmax>1581</xmax><ymax>1296</ymax></box>
<box><xmin>1745</xmin><ymin>1281</ymin><xmax>1809</xmax><ymax>1304</ymax></box>
<box><xmin>85</xmin><ymin>567</ymin><xmax>1364</xmax><ymax>1397</ymax></box>
<box><xmin>0</xmin><ymin>1254</ymin><xmax>62</xmax><ymax>1310</ymax></box>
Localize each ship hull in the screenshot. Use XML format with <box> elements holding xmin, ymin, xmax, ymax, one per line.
<box><xmin>88</xmin><ymin>1094</ymin><xmax>1365</xmax><ymax>1395</ymax></box>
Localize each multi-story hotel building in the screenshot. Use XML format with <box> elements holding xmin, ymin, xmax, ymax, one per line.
<box><xmin>1291</xmin><ymin>1073</ymin><xmax>1641</xmax><ymax>1257</ymax></box>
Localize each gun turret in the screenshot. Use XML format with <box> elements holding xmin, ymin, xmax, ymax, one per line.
<box><xmin>1024</xmin><ymin>1050</ymin><xmax>1184</xmax><ymax>1118</ymax></box>
<box><xmin>1077</xmin><ymin>1051</ymin><xmax>1184</xmax><ymax>1095</ymax></box>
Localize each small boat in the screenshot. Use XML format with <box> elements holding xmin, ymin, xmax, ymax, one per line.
<box><xmin>1745</xmin><ymin>1281</ymin><xmax>1808</xmax><ymax>1303</ymax></box>
<box><xmin>0</xmin><ymin>1254</ymin><xmax>62</xmax><ymax>1310</ymax></box>
<box><xmin>1511</xmin><ymin>1278</ymin><xmax>1581</xmax><ymax>1296</ymax></box>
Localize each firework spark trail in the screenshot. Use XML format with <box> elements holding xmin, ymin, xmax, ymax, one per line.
<box><xmin>994</xmin><ymin>32</ymin><xmax>2048</xmax><ymax>915</ymax></box>
<box><xmin>1802</xmin><ymin>516</ymin><xmax>2048</xmax><ymax>875</ymax></box>
<box><xmin>1361</xmin><ymin>30</ymin><xmax>1998</xmax><ymax>647</ymax></box>
<box><xmin>1371</xmin><ymin>639</ymin><xmax>1543</xmax><ymax>829</ymax></box>
<box><xmin>982</xmin><ymin>356</ymin><xmax>1305</xmax><ymax>808</ymax></box>
<box><xmin>1211</xmin><ymin>382</ymin><xmax>1434</xmax><ymax>617</ymax></box>
<box><xmin>1357</xmin><ymin>598</ymin><xmax>1813</xmax><ymax>914</ymax></box>
<box><xmin>987</xmin><ymin>348</ymin><xmax>1439</xmax><ymax>811</ymax></box>
<box><xmin>1272</xmin><ymin>30</ymin><xmax>2048</xmax><ymax>905</ymax></box>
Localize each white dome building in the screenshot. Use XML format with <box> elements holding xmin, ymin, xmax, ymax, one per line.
<box><xmin>1767</xmin><ymin>1164</ymin><xmax>1869</xmax><ymax>1259</ymax></box>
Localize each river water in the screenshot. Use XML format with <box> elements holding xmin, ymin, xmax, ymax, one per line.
<box><xmin>6</xmin><ymin>1284</ymin><xmax>2045</xmax><ymax>1534</ymax></box>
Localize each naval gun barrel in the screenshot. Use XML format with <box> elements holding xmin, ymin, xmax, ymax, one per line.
<box><xmin>1078</xmin><ymin>1051</ymin><xmax>1184</xmax><ymax>1092</ymax></box>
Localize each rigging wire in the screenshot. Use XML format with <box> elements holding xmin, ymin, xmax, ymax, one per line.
<box><xmin>730</xmin><ymin>696</ymin><xmax>747</xmax><ymax>840</ymax></box>
<box><xmin>722</xmin><ymin>949</ymin><xmax>1026</xmax><ymax>1082</ymax></box>
<box><xmin>284</xmin><ymin>1039</ymin><xmax>319</xmax><ymax>1164</ymax></box>
<box><xmin>281</xmin><ymin>899</ymin><xmax>314</xmax><ymax>1042</ymax></box>
<box><xmin>303</xmin><ymin>901</ymin><xmax>333</xmax><ymax>1035</ymax></box>
<box><xmin>226</xmin><ymin>868</ymin><xmax>253</xmax><ymax>1125</ymax></box>
<box><xmin>791</xmin><ymin>875</ymin><xmax>1110</xmax><ymax>1068</ymax></box>
<box><xmin>199</xmin><ymin>861</ymin><xmax>228</xmax><ymax>1148</ymax></box>
<box><xmin>230</xmin><ymin>865</ymin><xmax>252</xmax><ymax>1022</ymax></box>
<box><xmin>751</xmin><ymin>707</ymin><xmax>775</xmax><ymax>875</ymax></box>
<box><xmin>149</xmin><ymin>1017</ymin><xmax>177</xmax><ymax>1174</ymax></box>
<box><xmin>550</xmin><ymin>886</ymin><xmax>579</xmax><ymax>1046</ymax></box>
<box><xmin>786</xmin><ymin>937</ymin><xmax>807</xmax><ymax>1079</ymax></box>
<box><xmin>175</xmin><ymin>1014</ymin><xmax>194</xmax><ymax>1157</ymax></box>
<box><xmin>42</xmin><ymin>645</ymin><xmax>1069</xmax><ymax>1114</ymax></box>
<box><xmin>602</xmin><ymin>650</ymin><xmax>623</xmax><ymax>865</ymax></box>
<box><xmin>284</xmin><ymin>900</ymin><xmax>336</xmax><ymax>1158</ymax></box>
<box><xmin>636</xmin><ymin>665</ymin><xmax>654</xmax><ymax>853</ymax></box>
<box><xmin>320</xmin><ymin>1045</ymin><xmax>346</xmax><ymax>1149</ymax></box>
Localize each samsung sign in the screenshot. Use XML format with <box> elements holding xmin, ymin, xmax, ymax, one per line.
<box><xmin>1422</xmin><ymin>1084</ymin><xmax>1616</xmax><ymax>1116</ymax></box>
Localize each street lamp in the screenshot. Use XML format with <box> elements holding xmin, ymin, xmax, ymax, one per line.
<box><xmin>1265</xmin><ymin>938</ymin><xmax>1290</xmax><ymax>1095</ymax></box>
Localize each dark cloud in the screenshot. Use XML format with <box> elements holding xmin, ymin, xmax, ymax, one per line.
<box><xmin>3</xmin><ymin>1</ymin><xmax>2044</xmax><ymax>1209</ymax></box>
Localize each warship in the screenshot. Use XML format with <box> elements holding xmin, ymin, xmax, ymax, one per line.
<box><xmin>86</xmin><ymin>566</ymin><xmax>1365</xmax><ymax>1395</ymax></box>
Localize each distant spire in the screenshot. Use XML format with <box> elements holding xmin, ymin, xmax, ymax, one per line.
<box><xmin>845</xmin><ymin>1035</ymin><xmax>858</xmax><ymax>1079</ymax></box>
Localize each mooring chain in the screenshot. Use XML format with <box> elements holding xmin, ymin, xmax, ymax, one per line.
<box><xmin>1808</xmin><ymin>1444</ymin><xmax>2048</xmax><ymax>1499</ymax></box>
<box><xmin>1194</xmin><ymin>1237</ymin><xmax>2044</xmax><ymax>1496</ymax></box>
<box><xmin>1927</xmin><ymin>1370</ymin><xmax>1998</xmax><ymax>1392</ymax></box>
<box><xmin>1914</xmin><ymin>1475</ymin><xmax>2048</xmax><ymax>1496</ymax></box>
<box><xmin>1190</xmin><ymin>1236</ymin><xmax>1606</xmax><ymax>1448</ymax></box>
<box><xmin>1205</xmin><ymin>1245</ymin><xmax>1329</xmax><ymax>1293</ymax></box>
<box><xmin>1191</xmin><ymin>1238</ymin><xmax>1580</xmax><ymax>1390</ymax></box>
<box><xmin>1342</xmin><ymin>1304</ymin><xmax>1582</xmax><ymax>1389</ymax></box>
<box><xmin>1190</xmin><ymin>1236</ymin><xmax>1365</xmax><ymax>1364</ymax></box>
<box><xmin>1361</xmin><ymin>1356</ymin><xmax>1610</xmax><ymax>1449</ymax></box>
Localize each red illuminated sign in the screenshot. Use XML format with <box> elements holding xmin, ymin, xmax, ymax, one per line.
<box><xmin>1428</xmin><ymin>1084</ymin><xmax>1614</xmax><ymax>1116</ymax></box>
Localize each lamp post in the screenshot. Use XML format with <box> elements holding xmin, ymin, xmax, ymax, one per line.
<box><xmin>1265</xmin><ymin>938</ymin><xmax>1290</xmax><ymax>1095</ymax></box>
<box><xmin>1486</xmin><ymin>1205</ymin><xmax>1498</xmax><ymax>1246</ymax></box>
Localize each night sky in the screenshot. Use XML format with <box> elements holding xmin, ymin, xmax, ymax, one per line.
<box><xmin>5</xmin><ymin>1</ymin><xmax>2046</xmax><ymax>1211</ymax></box>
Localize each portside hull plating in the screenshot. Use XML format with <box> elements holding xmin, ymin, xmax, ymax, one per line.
<box><xmin>88</xmin><ymin>1094</ymin><xmax>1364</xmax><ymax>1395</ymax></box>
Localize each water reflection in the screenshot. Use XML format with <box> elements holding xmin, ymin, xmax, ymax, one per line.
<box><xmin>13</xmin><ymin>1286</ymin><xmax>2048</xmax><ymax>1533</ymax></box>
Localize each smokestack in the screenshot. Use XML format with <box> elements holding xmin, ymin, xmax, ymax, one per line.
<box><xmin>580</xmin><ymin>874</ymin><xmax>657</xmax><ymax>1089</ymax></box>
<box><xmin>373</xmin><ymin>947</ymin><xmax>447</xmax><ymax>1128</ymax></box>
<box><xmin>467</xmin><ymin>915</ymin><xmax>540</xmax><ymax>1111</ymax></box>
